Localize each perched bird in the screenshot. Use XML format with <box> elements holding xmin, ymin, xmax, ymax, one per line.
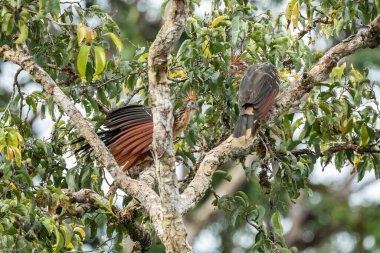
<box><xmin>74</xmin><ymin>90</ymin><xmax>198</xmax><ymax>171</ymax></box>
<box><xmin>228</xmin><ymin>55</ymin><xmax>280</xmax><ymax>138</ymax></box>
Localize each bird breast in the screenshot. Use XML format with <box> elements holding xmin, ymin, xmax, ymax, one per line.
<box><xmin>173</xmin><ymin>108</ymin><xmax>192</xmax><ymax>137</ymax></box>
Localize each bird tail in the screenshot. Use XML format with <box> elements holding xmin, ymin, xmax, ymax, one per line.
<box><xmin>233</xmin><ymin>115</ymin><xmax>257</xmax><ymax>138</ymax></box>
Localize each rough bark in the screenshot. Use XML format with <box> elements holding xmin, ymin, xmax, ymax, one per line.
<box><xmin>147</xmin><ymin>0</ymin><xmax>191</xmax><ymax>251</ymax></box>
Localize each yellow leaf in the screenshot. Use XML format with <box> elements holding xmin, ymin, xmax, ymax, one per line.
<box><xmin>106</xmin><ymin>32</ymin><xmax>123</xmax><ymax>52</ymax></box>
<box><xmin>6</xmin><ymin>146</ymin><xmax>13</xmax><ymax>160</ymax></box>
<box><xmin>91</xmin><ymin>174</ymin><xmax>98</xmax><ymax>183</ymax></box>
<box><xmin>232</xmin><ymin>80</ymin><xmax>239</xmax><ymax>87</ymax></box>
<box><xmin>66</xmin><ymin>243</ymin><xmax>74</xmax><ymax>249</ymax></box>
<box><xmin>169</xmin><ymin>69</ymin><xmax>186</xmax><ymax>79</ymax></box>
<box><xmin>201</xmin><ymin>36</ymin><xmax>211</xmax><ymax>59</ymax></box>
<box><xmin>136</xmin><ymin>77</ymin><xmax>143</xmax><ymax>87</ymax></box>
<box><xmin>352</xmin><ymin>155</ymin><xmax>361</xmax><ymax>174</ymax></box>
<box><xmin>210</xmin><ymin>15</ymin><xmax>228</xmax><ymax>29</ymax></box>
<box><xmin>285</xmin><ymin>0</ymin><xmax>297</xmax><ymax>24</ymax></box>
<box><xmin>15</xmin><ymin>131</ymin><xmax>24</xmax><ymax>147</ymax></box>
<box><xmin>174</xmin><ymin>139</ymin><xmax>183</xmax><ymax>151</ymax></box>
<box><xmin>12</xmin><ymin>146</ymin><xmax>22</xmax><ymax>167</ymax></box>
<box><xmin>74</xmin><ymin>227</ymin><xmax>86</xmax><ymax>241</ymax></box>
<box><xmin>84</xmin><ymin>27</ymin><xmax>96</xmax><ymax>43</ymax></box>
<box><xmin>320</xmin><ymin>144</ymin><xmax>328</xmax><ymax>152</ymax></box>
<box><xmin>138</xmin><ymin>53</ymin><xmax>148</xmax><ymax>62</ymax></box>
<box><xmin>122</xmin><ymin>82</ymin><xmax>127</xmax><ymax>95</ymax></box>
<box><xmin>76</xmin><ymin>24</ymin><xmax>85</xmax><ymax>45</ymax></box>
<box><xmin>350</xmin><ymin>64</ymin><xmax>363</xmax><ymax>80</ymax></box>
<box><xmin>291</xmin><ymin>2</ymin><xmax>299</xmax><ymax>29</ymax></box>
<box><xmin>0</xmin><ymin>145</ymin><xmax>4</xmax><ymax>153</ymax></box>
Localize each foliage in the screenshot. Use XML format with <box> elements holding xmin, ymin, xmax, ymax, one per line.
<box><xmin>0</xmin><ymin>0</ymin><xmax>379</xmax><ymax>252</ymax></box>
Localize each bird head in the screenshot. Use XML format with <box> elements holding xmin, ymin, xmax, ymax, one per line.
<box><xmin>228</xmin><ymin>55</ymin><xmax>247</xmax><ymax>77</ymax></box>
<box><xmin>185</xmin><ymin>90</ymin><xmax>199</xmax><ymax>110</ymax></box>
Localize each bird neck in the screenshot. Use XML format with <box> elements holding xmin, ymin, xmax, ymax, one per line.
<box><xmin>235</xmin><ymin>65</ymin><xmax>247</xmax><ymax>77</ymax></box>
<box><xmin>173</xmin><ymin>105</ymin><xmax>193</xmax><ymax>137</ymax></box>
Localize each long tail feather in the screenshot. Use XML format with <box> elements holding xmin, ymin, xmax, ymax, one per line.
<box><xmin>233</xmin><ymin>115</ymin><xmax>257</xmax><ymax>138</ymax></box>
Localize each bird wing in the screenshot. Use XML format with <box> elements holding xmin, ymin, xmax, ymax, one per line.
<box><xmin>74</xmin><ymin>105</ymin><xmax>154</xmax><ymax>171</ymax></box>
<box><xmin>238</xmin><ymin>63</ymin><xmax>279</xmax><ymax>119</ymax></box>
<box><xmin>104</xmin><ymin>105</ymin><xmax>153</xmax><ymax>171</ymax></box>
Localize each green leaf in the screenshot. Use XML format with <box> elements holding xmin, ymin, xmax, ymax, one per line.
<box><xmin>335</xmin><ymin>18</ymin><xmax>345</xmax><ymax>36</ymax></box>
<box><xmin>77</xmin><ymin>24</ymin><xmax>85</xmax><ymax>45</ymax></box>
<box><xmin>60</xmin><ymin>224</ymin><xmax>73</xmax><ymax>249</ymax></box>
<box><xmin>93</xmin><ymin>46</ymin><xmax>106</xmax><ymax>80</ymax></box>
<box><xmin>15</xmin><ymin>20</ymin><xmax>28</xmax><ymax>44</ymax></box>
<box><xmin>256</xmin><ymin>205</ymin><xmax>266</xmax><ymax>223</ymax></box>
<box><xmin>236</xmin><ymin>191</ymin><xmax>249</xmax><ymax>204</ymax></box>
<box><xmin>359</xmin><ymin>124</ymin><xmax>370</xmax><ymax>146</ymax></box>
<box><xmin>271</xmin><ymin>211</ymin><xmax>283</xmax><ymax>235</ymax></box>
<box><xmin>35</xmin><ymin>139</ymin><xmax>48</xmax><ymax>154</ymax></box>
<box><xmin>53</xmin><ymin>226</ymin><xmax>64</xmax><ymax>253</ymax></box>
<box><xmin>0</xmin><ymin>128</ymin><xmax>5</xmax><ymax>144</ymax></box>
<box><xmin>231</xmin><ymin>16</ymin><xmax>240</xmax><ymax>46</ymax></box>
<box><xmin>372</xmin><ymin>154</ymin><xmax>380</xmax><ymax>179</ymax></box>
<box><xmin>2</xmin><ymin>13</ymin><xmax>14</xmax><ymax>36</ymax></box>
<box><xmin>48</xmin><ymin>0</ymin><xmax>61</xmax><ymax>20</ymax></box>
<box><xmin>38</xmin><ymin>0</ymin><xmax>48</xmax><ymax>17</ymax></box>
<box><xmin>77</xmin><ymin>45</ymin><xmax>91</xmax><ymax>83</ymax></box>
<box><xmin>11</xmin><ymin>146</ymin><xmax>22</xmax><ymax>167</ymax></box>
<box><xmin>106</xmin><ymin>32</ymin><xmax>123</xmax><ymax>52</ymax></box>
<box><xmin>230</xmin><ymin>207</ymin><xmax>241</xmax><ymax>227</ymax></box>
<box><xmin>177</xmin><ymin>39</ymin><xmax>191</xmax><ymax>58</ymax></box>
<box><xmin>26</xmin><ymin>96</ymin><xmax>37</xmax><ymax>114</ymax></box>
<box><xmin>6</xmin><ymin>131</ymin><xmax>18</xmax><ymax>148</ymax></box>
<box><xmin>41</xmin><ymin>218</ymin><xmax>54</xmax><ymax>236</ymax></box>
<box><xmin>48</xmin><ymin>97</ymin><xmax>56</xmax><ymax>121</ymax></box>
<box><xmin>305</xmin><ymin>110</ymin><xmax>315</xmax><ymax>125</ymax></box>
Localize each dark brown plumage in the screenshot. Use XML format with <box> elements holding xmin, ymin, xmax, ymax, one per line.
<box><xmin>74</xmin><ymin>92</ymin><xmax>198</xmax><ymax>171</ymax></box>
<box><xmin>229</xmin><ymin>56</ymin><xmax>279</xmax><ymax>138</ymax></box>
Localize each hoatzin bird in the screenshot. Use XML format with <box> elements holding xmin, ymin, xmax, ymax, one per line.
<box><xmin>74</xmin><ymin>90</ymin><xmax>198</xmax><ymax>171</ymax></box>
<box><xmin>228</xmin><ymin>55</ymin><xmax>280</xmax><ymax>138</ymax></box>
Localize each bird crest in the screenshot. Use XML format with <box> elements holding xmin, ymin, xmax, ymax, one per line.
<box><xmin>230</xmin><ymin>54</ymin><xmax>247</xmax><ymax>68</ymax></box>
<box><xmin>186</xmin><ymin>89</ymin><xmax>197</xmax><ymax>101</ymax></box>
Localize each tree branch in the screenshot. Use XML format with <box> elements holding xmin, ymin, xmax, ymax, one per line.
<box><xmin>180</xmin><ymin>14</ymin><xmax>380</xmax><ymax>214</ymax></box>
<box><xmin>147</xmin><ymin>0</ymin><xmax>191</xmax><ymax>252</ymax></box>
<box><xmin>292</xmin><ymin>142</ymin><xmax>380</xmax><ymax>157</ymax></box>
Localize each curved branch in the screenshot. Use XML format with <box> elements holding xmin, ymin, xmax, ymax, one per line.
<box><xmin>180</xmin><ymin>14</ymin><xmax>380</xmax><ymax>214</ymax></box>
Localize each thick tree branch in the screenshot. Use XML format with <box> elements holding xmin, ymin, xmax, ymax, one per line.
<box><xmin>147</xmin><ymin>0</ymin><xmax>191</xmax><ymax>252</ymax></box>
<box><xmin>292</xmin><ymin>142</ymin><xmax>380</xmax><ymax>157</ymax></box>
<box><xmin>180</xmin><ymin>14</ymin><xmax>380</xmax><ymax>214</ymax></box>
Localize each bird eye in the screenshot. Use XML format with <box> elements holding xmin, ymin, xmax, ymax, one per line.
<box><xmin>229</xmin><ymin>65</ymin><xmax>238</xmax><ymax>72</ymax></box>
